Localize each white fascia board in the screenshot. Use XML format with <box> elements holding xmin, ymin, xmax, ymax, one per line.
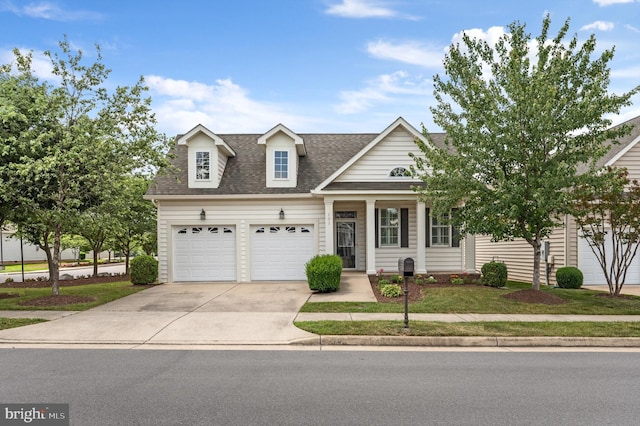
<box><xmin>313</xmin><ymin>117</ymin><xmax>428</xmax><ymax>192</ymax></box>
<box><xmin>258</xmin><ymin>123</ymin><xmax>306</xmax><ymax>156</ymax></box>
<box><xmin>606</xmin><ymin>133</ymin><xmax>640</xmax><ymax>166</ymax></box>
<box><xmin>176</xmin><ymin>124</ymin><xmax>236</xmax><ymax>157</ymax></box>
<box><xmin>143</xmin><ymin>193</ymin><xmax>315</xmax><ymax>201</ymax></box>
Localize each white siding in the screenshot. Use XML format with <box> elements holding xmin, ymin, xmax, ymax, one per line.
<box><xmin>612</xmin><ymin>141</ymin><xmax>640</xmax><ymax>180</ymax></box>
<box><xmin>218</xmin><ymin>153</ymin><xmax>228</xmax><ymax>184</ymax></box>
<box><xmin>265</xmin><ymin>132</ymin><xmax>298</xmax><ymax>188</ymax></box>
<box><xmin>336</xmin><ymin>128</ymin><xmax>424</xmax><ymax>182</ymax></box>
<box><xmin>156</xmin><ymin>199</ymin><xmax>324</xmax><ymax>283</ymax></box>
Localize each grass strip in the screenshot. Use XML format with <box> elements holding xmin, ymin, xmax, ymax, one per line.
<box><xmin>294</xmin><ymin>320</ymin><xmax>640</xmax><ymax>337</ymax></box>
<box><xmin>0</xmin><ymin>318</ymin><xmax>47</xmax><ymax>330</ymax></box>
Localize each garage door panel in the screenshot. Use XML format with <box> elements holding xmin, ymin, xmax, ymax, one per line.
<box><xmin>251</xmin><ymin>225</ymin><xmax>314</xmax><ymax>281</ymax></box>
<box><xmin>173</xmin><ymin>226</ymin><xmax>236</xmax><ymax>282</ymax></box>
<box><xmin>578</xmin><ymin>232</ymin><xmax>640</xmax><ymax>285</ymax></box>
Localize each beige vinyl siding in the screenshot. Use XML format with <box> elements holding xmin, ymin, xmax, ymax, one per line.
<box><xmin>218</xmin><ymin>153</ymin><xmax>228</xmax><ymax>184</ymax></box>
<box><xmin>426</xmin><ymin>247</ymin><xmax>464</xmax><ymax>272</ymax></box>
<box><xmin>156</xmin><ymin>199</ymin><xmax>324</xmax><ymax>283</ymax></box>
<box><xmin>612</xmin><ymin>141</ymin><xmax>640</xmax><ymax>180</ymax></box>
<box><xmin>475</xmin><ymin>225</ymin><xmax>567</xmax><ymax>285</ymax></box>
<box><xmin>336</xmin><ymin>128</ymin><xmax>424</xmax><ymax>182</ymax></box>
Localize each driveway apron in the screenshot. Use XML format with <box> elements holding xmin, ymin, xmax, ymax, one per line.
<box><xmin>0</xmin><ymin>283</ymin><xmax>318</xmax><ymax>346</ymax></box>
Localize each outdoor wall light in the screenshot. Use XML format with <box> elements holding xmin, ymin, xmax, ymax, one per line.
<box><xmin>279</xmin><ymin>208</ymin><xmax>285</xmax><ymax>220</ymax></box>
<box><xmin>200</xmin><ymin>209</ymin><xmax>206</xmax><ymax>220</ymax></box>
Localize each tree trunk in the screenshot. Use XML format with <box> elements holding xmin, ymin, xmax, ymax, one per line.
<box><xmin>51</xmin><ymin>225</ymin><xmax>62</xmax><ymax>296</ymax></box>
<box><xmin>93</xmin><ymin>250</ymin><xmax>99</xmax><ymax>277</ymax></box>
<box><xmin>531</xmin><ymin>238</ymin><xmax>542</xmax><ymax>291</ymax></box>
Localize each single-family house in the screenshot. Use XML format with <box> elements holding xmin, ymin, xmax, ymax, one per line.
<box><xmin>145</xmin><ymin>117</ymin><xmax>476</xmax><ymax>283</ymax></box>
<box><xmin>475</xmin><ymin>114</ymin><xmax>640</xmax><ymax>286</ymax></box>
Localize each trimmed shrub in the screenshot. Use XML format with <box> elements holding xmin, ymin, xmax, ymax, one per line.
<box><xmin>481</xmin><ymin>261</ymin><xmax>508</xmax><ymax>288</ymax></box>
<box><xmin>305</xmin><ymin>254</ymin><xmax>342</xmax><ymax>293</ymax></box>
<box><xmin>556</xmin><ymin>266</ymin><xmax>583</xmax><ymax>289</ymax></box>
<box><xmin>130</xmin><ymin>255</ymin><xmax>158</xmax><ymax>285</ymax></box>
<box><xmin>380</xmin><ymin>283</ymin><xmax>402</xmax><ymax>297</ymax></box>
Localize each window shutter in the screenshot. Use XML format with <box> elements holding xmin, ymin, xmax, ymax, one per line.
<box><xmin>374</xmin><ymin>208</ymin><xmax>379</xmax><ymax>248</ymax></box>
<box><xmin>425</xmin><ymin>208</ymin><xmax>430</xmax><ymax>248</ymax></box>
<box><xmin>451</xmin><ymin>208</ymin><xmax>460</xmax><ymax>248</ymax></box>
<box><xmin>400</xmin><ymin>208</ymin><xmax>409</xmax><ymax>248</ymax></box>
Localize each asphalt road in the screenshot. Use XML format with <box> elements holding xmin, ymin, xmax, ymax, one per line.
<box><xmin>1</xmin><ymin>349</ymin><xmax>639</xmax><ymax>425</ymax></box>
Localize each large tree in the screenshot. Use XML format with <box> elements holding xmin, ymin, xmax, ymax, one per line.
<box><xmin>0</xmin><ymin>38</ymin><xmax>170</xmax><ymax>295</ymax></box>
<box><xmin>572</xmin><ymin>168</ymin><xmax>640</xmax><ymax>296</ymax></box>
<box><xmin>412</xmin><ymin>15</ymin><xmax>639</xmax><ymax>290</ymax></box>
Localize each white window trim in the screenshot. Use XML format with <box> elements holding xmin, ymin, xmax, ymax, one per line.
<box><xmin>379</xmin><ymin>207</ymin><xmax>400</xmax><ymax>247</ymax></box>
<box><xmin>431</xmin><ymin>211</ymin><xmax>451</xmax><ymax>247</ymax></box>
<box><xmin>195</xmin><ymin>150</ymin><xmax>212</xmax><ymax>181</ymax></box>
<box><xmin>274</xmin><ymin>150</ymin><xmax>290</xmax><ymax>180</ymax></box>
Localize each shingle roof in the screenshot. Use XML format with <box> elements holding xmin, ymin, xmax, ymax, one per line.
<box><xmin>147</xmin><ymin>133</ymin><xmax>379</xmax><ymax>196</ymax></box>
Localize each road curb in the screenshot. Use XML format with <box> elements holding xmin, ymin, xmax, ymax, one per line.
<box><xmin>300</xmin><ymin>335</ymin><xmax>640</xmax><ymax>347</ymax></box>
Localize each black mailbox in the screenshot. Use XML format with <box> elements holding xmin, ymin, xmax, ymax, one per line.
<box><xmin>398</xmin><ymin>257</ymin><xmax>414</xmax><ymax>277</ymax></box>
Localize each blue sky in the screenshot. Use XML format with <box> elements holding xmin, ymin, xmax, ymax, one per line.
<box><xmin>1</xmin><ymin>0</ymin><xmax>639</xmax><ymax>135</ymax></box>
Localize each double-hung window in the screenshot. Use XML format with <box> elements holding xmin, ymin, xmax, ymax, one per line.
<box><xmin>431</xmin><ymin>212</ymin><xmax>450</xmax><ymax>246</ymax></box>
<box><xmin>195</xmin><ymin>151</ymin><xmax>210</xmax><ymax>180</ymax></box>
<box><xmin>379</xmin><ymin>208</ymin><xmax>399</xmax><ymax>247</ymax></box>
<box><xmin>274</xmin><ymin>150</ymin><xmax>288</xmax><ymax>179</ymax></box>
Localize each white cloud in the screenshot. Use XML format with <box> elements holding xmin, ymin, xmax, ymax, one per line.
<box><xmin>325</xmin><ymin>0</ymin><xmax>418</xmax><ymax>19</ymax></box>
<box><xmin>145</xmin><ymin>75</ymin><xmax>314</xmax><ymax>134</ymax></box>
<box><xmin>593</xmin><ymin>0</ymin><xmax>635</xmax><ymax>6</ymax></box>
<box><xmin>0</xmin><ymin>48</ymin><xmax>57</xmax><ymax>81</ymax></box>
<box><xmin>580</xmin><ymin>20</ymin><xmax>615</xmax><ymax>31</ymax></box>
<box><xmin>625</xmin><ymin>24</ymin><xmax>640</xmax><ymax>32</ymax></box>
<box><xmin>367</xmin><ymin>40</ymin><xmax>444</xmax><ymax>68</ymax></box>
<box><xmin>0</xmin><ymin>1</ymin><xmax>103</xmax><ymax>21</ymax></box>
<box><xmin>335</xmin><ymin>71</ymin><xmax>431</xmax><ymax>114</ymax></box>
<box><xmin>451</xmin><ymin>26</ymin><xmax>507</xmax><ymax>49</ymax></box>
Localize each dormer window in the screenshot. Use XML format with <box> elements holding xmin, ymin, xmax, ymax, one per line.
<box><xmin>195</xmin><ymin>151</ymin><xmax>211</xmax><ymax>180</ymax></box>
<box><xmin>389</xmin><ymin>166</ymin><xmax>411</xmax><ymax>178</ymax></box>
<box><xmin>274</xmin><ymin>150</ymin><xmax>289</xmax><ymax>179</ymax></box>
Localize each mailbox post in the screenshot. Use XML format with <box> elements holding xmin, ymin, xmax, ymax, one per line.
<box><xmin>398</xmin><ymin>257</ymin><xmax>414</xmax><ymax>330</ymax></box>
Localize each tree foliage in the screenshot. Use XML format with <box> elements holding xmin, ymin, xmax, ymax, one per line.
<box><xmin>0</xmin><ymin>37</ymin><xmax>170</xmax><ymax>294</ymax></box>
<box><xmin>411</xmin><ymin>15</ymin><xmax>639</xmax><ymax>290</ymax></box>
<box><xmin>571</xmin><ymin>168</ymin><xmax>640</xmax><ymax>296</ymax></box>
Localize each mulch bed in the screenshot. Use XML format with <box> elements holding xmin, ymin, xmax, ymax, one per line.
<box><xmin>369</xmin><ymin>273</ymin><xmax>566</xmax><ymax>305</ymax></box>
<box><xmin>1</xmin><ymin>274</ymin><xmax>153</xmax><ymax>307</ymax></box>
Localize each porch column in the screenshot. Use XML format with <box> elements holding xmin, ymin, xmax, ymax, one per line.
<box><xmin>366</xmin><ymin>198</ymin><xmax>376</xmax><ymax>275</ymax></box>
<box><xmin>324</xmin><ymin>199</ymin><xmax>334</xmax><ymax>255</ymax></box>
<box><xmin>416</xmin><ymin>201</ymin><xmax>427</xmax><ymax>274</ymax></box>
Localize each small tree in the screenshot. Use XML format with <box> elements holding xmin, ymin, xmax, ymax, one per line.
<box><xmin>411</xmin><ymin>15</ymin><xmax>639</xmax><ymax>290</ymax></box>
<box><xmin>572</xmin><ymin>168</ymin><xmax>640</xmax><ymax>296</ymax></box>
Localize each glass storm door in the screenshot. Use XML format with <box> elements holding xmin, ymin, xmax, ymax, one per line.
<box><xmin>337</xmin><ymin>221</ymin><xmax>356</xmax><ymax>269</ymax></box>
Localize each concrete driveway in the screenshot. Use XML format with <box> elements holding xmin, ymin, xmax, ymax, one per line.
<box><xmin>0</xmin><ymin>283</ymin><xmax>319</xmax><ymax>346</ymax></box>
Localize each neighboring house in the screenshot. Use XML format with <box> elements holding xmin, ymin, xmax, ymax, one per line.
<box><xmin>475</xmin><ymin>115</ymin><xmax>640</xmax><ymax>286</ymax></box>
<box><xmin>145</xmin><ymin>117</ymin><xmax>476</xmax><ymax>283</ymax></box>
<box><xmin>0</xmin><ymin>229</ymin><xmax>76</xmax><ymax>264</ymax></box>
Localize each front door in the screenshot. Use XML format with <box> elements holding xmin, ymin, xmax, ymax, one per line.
<box><xmin>336</xmin><ymin>221</ymin><xmax>356</xmax><ymax>269</ymax></box>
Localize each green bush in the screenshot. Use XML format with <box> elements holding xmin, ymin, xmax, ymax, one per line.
<box><xmin>380</xmin><ymin>283</ymin><xmax>402</xmax><ymax>297</ymax></box>
<box><xmin>390</xmin><ymin>274</ymin><xmax>403</xmax><ymax>284</ymax></box>
<box><xmin>130</xmin><ymin>255</ymin><xmax>158</xmax><ymax>285</ymax></box>
<box><xmin>378</xmin><ymin>279</ymin><xmax>391</xmax><ymax>286</ymax></box>
<box><xmin>481</xmin><ymin>261</ymin><xmax>508</xmax><ymax>288</ymax></box>
<box><xmin>305</xmin><ymin>254</ymin><xmax>342</xmax><ymax>293</ymax></box>
<box><xmin>556</xmin><ymin>266</ymin><xmax>583</xmax><ymax>289</ymax></box>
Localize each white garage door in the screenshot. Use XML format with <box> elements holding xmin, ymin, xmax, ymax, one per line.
<box><xmin>251</xmin><ymin>225</ymin><xmax>315</xmax><ymax>280</ymax></box>
<box><xmin>578</xmin><ymin>233</ymin><xmax>640</xmax><ymax>285</ymax></box>
<box><xmin>174</xmin><ymin>226</ymin><xmax>236</xmax><ymax>282</ymax></box>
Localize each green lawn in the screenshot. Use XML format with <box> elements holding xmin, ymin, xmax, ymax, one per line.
<box><xmin>294</xmin><ymin>320</ymin><xmax>640</xmax><ymax>337</ymax></box>
<box><xmin>0</xmin><ymin>281</ymin><xmax>150</xmax><ymax>311</ymax></box>
<box><xmin>300</xmin><ymin>281</ymin><xmax>640</xmax><ymax>315</ymax></box>
<box><xmin>0</xmin><ymin>318</ymin><xmax>47</xmax><ymax>330</ymax></box>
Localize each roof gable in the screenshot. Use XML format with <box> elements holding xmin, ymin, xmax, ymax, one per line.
<box><xmin>258</xmin><ymin>123</ymin><xmax>306</xmax><ymax>156</ymax></box>
<box><xmin>176</xmin><ymin>124</ymin><xmax>236</xmax><ymax>157</ymax></box>
<box><xmin>313</xmin><ymin>117</ymin><xmax>428</xmax><ymax>191</ymax></box>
